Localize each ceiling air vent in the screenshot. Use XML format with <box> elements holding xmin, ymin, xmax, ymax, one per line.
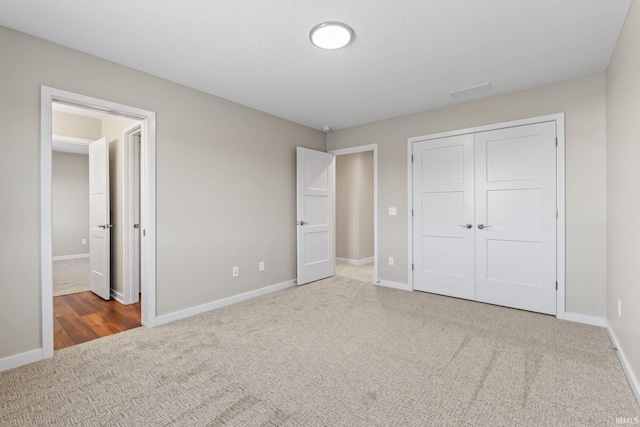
<box><xmin>449</xmin><ymin>83</ymin><xmax>493</xmax><ymax>98</ymax></box>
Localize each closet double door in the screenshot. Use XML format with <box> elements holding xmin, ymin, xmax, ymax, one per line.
<box><xmin>412</xmin><ymin>121</ymin><xmax>557</xmax><ymax>315</ymax></box>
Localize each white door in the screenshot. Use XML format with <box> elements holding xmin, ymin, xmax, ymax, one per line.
<box><xmin>474</xmin><ymin>122</ymin><xmax>557</xmax><ymax>314</ymax></box>
<box><xmin>411</xmin><ymin>121</ymin><xmax>557</xmax><ymax>315</ymax></box>
<box><xmin>413</xmin><ymin>134</ymin><xmax>475</xmax><ymax>299</ymax></box>
<box><xmin>296</xmin><ymin>147</ymin><xmax>335</xmax><ymax>285</ymax></box>
<box><xmin>89</xmin><ymin>137</ymin><xmax>111</xmax><ymax>300</ymax></box>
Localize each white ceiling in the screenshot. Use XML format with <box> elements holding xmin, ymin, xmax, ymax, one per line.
<box><xmin>0</xmin><ymin>0</ymin><xmax>632</xmax><ymax>131</ymax></box>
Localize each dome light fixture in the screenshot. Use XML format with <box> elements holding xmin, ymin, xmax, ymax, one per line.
<box><xmin>309</xmin><ymin>21</ymin><xmax>354</xmax><ymax>50</ymax></box>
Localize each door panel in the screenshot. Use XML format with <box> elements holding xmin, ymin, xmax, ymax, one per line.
<box><xmin>474</xmin><ymin>122</ymin><xmax>557</xmax><ymax>314</ymax></box>
<box><xmin>485</xmin><ymin>134</ymin><xmax>543</xmax><ymax>182</ymax></box>
<box><xmin>89</xmin><ymin>137</ymin><xmax>111</xmax><ymax>300</ymax></box>
<box><xmin>296</xmin><ymin>147</ymin><xmax>335</xmax><ymax>285</ymax></box>
<box><xmin>413</xmin><ymin>134</ymin><xmax>475</xmax><ymax>300</ymax></box>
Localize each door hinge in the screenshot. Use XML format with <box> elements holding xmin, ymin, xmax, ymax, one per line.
<box><xmin>412</xmin><ymin>263</ymin><xmax>414</xmax><ymax>271</ymax></box>
<box><xmin>556</xmin><ymin>281</ymin><xmax>558</xmax><ymax>290</ymax></box>
<box><xmin>143</xmin><ymin>229</ymin><xmax>146</xmax><ymax>236</ymax></box>
<box><xmin>412</xmin><ymin>209</ymin><xmax>414</xmax><ymax>217</ymax></box>
<box><xmin>411</xmin><ymin>155</ymin><xmax>414</xmax><ymax>162</ymax></box>
<box><xmin>555</xmin><ymin>137</ymin><xmax>558</xmax><ymax>147</ymax></box>
<box><xmin>556</xmin><ymin>209</ymin><xmax>558</xmax><ymax>219</ymax></box>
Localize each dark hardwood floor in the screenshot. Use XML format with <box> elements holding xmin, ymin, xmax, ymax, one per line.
<box><xmin>54</xmin><ymin>292</ymin><xmax>141</xmax><ymax>350</ymax></box>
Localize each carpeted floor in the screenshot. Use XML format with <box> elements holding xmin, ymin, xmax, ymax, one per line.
<box><xmin>336</xmin><ymin>262</ymin><xmax>374</xmax><ymax>282</ymax></box>
<box><xmin>1</xmin><ymin>272</ymin><xmax>638</xmax><ymax>426</ymax></box>
<box><xmin>53</xmin><ymin>258</ymin><xmax>90</xmax><ymax>297</ymax></box>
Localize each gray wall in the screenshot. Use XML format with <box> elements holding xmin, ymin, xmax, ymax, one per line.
<box><xmin>336</xmin><ymin>152</ymin><xmax>374</xmax><ymax>262</ymax></box>
<box><xmin>52</xmin><ymin>152</ymin><xmax>89</xmax><ymax>257</ymax></box>
<box><xmin>606</xmin><ymin>0</ymin><xmax>640</xmax><ymax>392</ymax></box>
<box><xmin>328</xmin><ymin>73</ymin><xmax>607</xmax><ymax>318</ymax></box>
<box><xmin>50</xmin><ymin>111</ymin><xmax>100</xmax><ymax>259</ymax></box>
<box><xmin>0</xmin><ymin>26</ymin><xmax>325</xmax><ymax>360</ymax></box>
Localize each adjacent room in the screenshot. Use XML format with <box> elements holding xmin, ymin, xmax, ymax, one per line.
<box><xmin>0</xmin><ymin>0</ymin><xmax>639</xmax><ymax>425</ymax></box>
<box><xmin>51</xmin><ymin>103</ymin><xmax>143</xmax><ymax>349</ymax></box>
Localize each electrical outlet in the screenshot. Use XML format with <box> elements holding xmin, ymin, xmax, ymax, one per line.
<box><xmin>388</xmin><ymin>207</ymin><xmax>397</xmax><ymax>216</ymax></box>
<box><xmin>388</xmin><ymin>256</ymin><xmax>394</xmax><ymax>266</ymax></box>
<box><xmin>618</xmin><ymin>298</ymin><xmax>622</xmax><ymax>316</ymax></box>
<box><xmin>259</xmin><ymin>261</ymin><xmax>264</xmax><ymax>271</ymax></box>
<box><xmin>82</xmin><ymin>238</ymin><xmax>87</xmax><ymax>245</ymax></box>
<box><xmin>232</xmin><ymin>266</ymin><xmax>239</xmax><ymax>277</ymax></box>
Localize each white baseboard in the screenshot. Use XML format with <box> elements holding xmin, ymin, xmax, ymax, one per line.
<box><xmin>155</xmin><ymin>279</ymin><xmax>296</xmax><ymax>326</ymax></box>
<box><xmin>336</xmin><ymin>257</ymin><xmax>374</xmax><ymax>266</ymax></box>
<box><xmin>606</xmin><ymin>321</ymin><xmax>640</xmax><ymax>405</ymax></box>
<box><xmin>52</xmin><ymin>253</ymin><xmax>89</xmax><ymax>261</ymax></box>
<box><xmin>564</xmin><ymin>312</ymin><xmax>607</xmax><ymax>327</ymax></box>
<box><xmin>376</xmin><ymin>280</ymin><xmax>412</xmax><ymax>291</ymax></box>
<box><xmin>0</xmin><ymin>349</ymin><xmax>43</xmax><ymax>373</ymax></box>
<box><xmin>110</xmin><ymin>289</ymin><xmax>125</xmax><ymax>304</ymax></box>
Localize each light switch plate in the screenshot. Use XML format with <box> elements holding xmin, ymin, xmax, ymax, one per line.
<box><xmin>388</xmin><ymin>207</ymin><xmax>397</xmax><ymax>216</ymax></box>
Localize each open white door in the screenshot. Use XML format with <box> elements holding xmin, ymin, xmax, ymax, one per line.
<box><xmin>296</xmin><ymin>147</ymin><xmax>335</xmax><ymax>285</ymax></box>
<box><xmin>89</xmin><ymin>137</ymin><xmax>111</xmax><ymax>300</ymax></box>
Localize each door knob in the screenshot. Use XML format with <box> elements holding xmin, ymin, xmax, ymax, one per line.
<box><xmin>298</xmin><ymin>221</ymin><xmax>309</xmax><ymax>226</ymax></box>
<box><xmin>459</xmin><ymin>224</ymin><xmax>472</xmax><ymax>229</ymax></box>
<box><xmin>98</xmin><ymin>224</ymin><xmax>113</xmax><ymax>229</ymax></box>
<box><xmin>477</xmin><ymin>224</ymin><xmax>491</xmax><ymax>229</ymax></box>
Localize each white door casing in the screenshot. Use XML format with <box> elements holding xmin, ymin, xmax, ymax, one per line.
<box><xmin>410</xmin><ymin>120</ymin><xmax>558</xmax><ymax>315</ymax></box>
<box><xmin>474</xmin><ymin>122</ymin><xmax>557</xmax><ymax>314</ymax></box>
<box><xmin>296</xmin><ymin>147</ymin><xmax>335</xmax><ymax>285</ymax></box>
<box><xmin>134</xmin><ymin>133</ymin><xmax>141</xmax><ymax>297</ymax></box>
<box><xmin>88</xmin><ymin>137</ymin><xmax>111</xmax><ymax>300</ymax></box>
<box><xmin>412</xmin><ymin>134</ymin><xmax>475</xmax><ymax>300</ymax></box>
<box><xmin>41</xmin><ymin>86</ymin><xmax>157</xmax><ymax>362</ymax></box>
<box><xmin>123</xmin><ymin>123</ymin><xmax>142</xmax><ymax>305</ymax></box>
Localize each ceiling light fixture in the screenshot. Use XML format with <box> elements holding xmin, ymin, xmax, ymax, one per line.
<box><xmin>309</xmin><ymin>22</ymin><xmax>354</xmax><ymax>50</ymax></box>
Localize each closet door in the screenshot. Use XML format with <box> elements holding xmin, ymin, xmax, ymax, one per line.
<box><xmin>474</xmin><ymin>122</ymin><xmax>557</xmax><ymax>314</ymax></box>
<box><xmin>412</xmin><ymin>134</ymin><xmax>475</xmax><ymax>300</ymax></box>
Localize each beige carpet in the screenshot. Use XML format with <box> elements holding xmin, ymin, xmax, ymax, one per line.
<box><xmin>336</xmin><ymin>262</ymin><xmax>374</xmax><ymax>282</ymax></box>
<box><xmin>53</xmin><ymin>258</ymin><xmax>90</xmax><ymax>297</ymax></box>
<box><xmin>1</xmin><ymin>273</ymin><xmax>638</xmax><ymax>426</ymax></box>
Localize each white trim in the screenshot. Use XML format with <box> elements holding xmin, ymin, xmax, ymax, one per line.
<box><xmin>336</xmin><ymin>257</ymin><xmax>374</xmax><ymax>265</ymax></box>
<box><xmin>52</xmin><ymin>253</ymin><xmax>90</xmax><ymax>261</ymax></box>
<box><xmin>0</xmin><ymin>349</ymin><xmax>43</xmax><ymax>372</ymax></box>
<box><xmin>41</xmin><ymin>89</ymin><xmax>54</xmax><ymax>360</ymax></box>
<box><xmin>41</xmin><ymin>87</ymin><xmax>158</xmax><ymax>364</ymax></box>
<box><xmin>52</xmin><ymin>135</ymin><xmax>93</xmax><ymax>145</ymax></box>
<box><xmin>52</xmin><ymin>135</ymin><xmax>93</xmax><ymax>155</ymax></box>
<box><xmin>155</xmin><ymin>280</ymin><xmax>296</xmax><ymax>326</ymax></box>
<box><xmin>407</xmin><ymin>113</ymin><xmax>566</xmax><ymax>319</ymax></box>
<box><xmin>555</xmin><ymin>115</ymin><xmax>566</xmax><ymax>319</ymax></box>
<box><xmin>377</xmin><ymin>280</ymin><xmax>412</xmax><ymax>291</ymax></box>
<box><xmin>123</xmin><ymin>123</ymin><xmax>142</xmax><ymax>305</ymax></box>
<box><xmin>406</xmin><ymin>137</ymin><xmax>413</xmax><ymax>291</ymax></box>
<box><xmin>328</xmin><ymin>143</ymin><xmax>378</xmax><ymax>283</ymax></box>
<box><xmin>564</xmin><ymin>312</ymin><xmax>607</xmax><ymax>327</ymax></box>
<box><xmin>140</xmin><ymin>104</ymin><xmax>157</xmax><ymax>327</ymax></box>
<box><xmin>606</xmin><ymin>321</ymin><xmax>640</xmax><ymax>404</ymax></box>
<box><xmin>110</xmin><ymin>289</ymin><xmax>125</xmax><ymax>304</ymax></box>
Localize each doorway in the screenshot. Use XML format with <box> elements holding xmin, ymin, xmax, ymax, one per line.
<box><xmin>329</xmin><ymin>144</ymin><xmax>378</xmax><ymax>284</ymax></box>
<box><xmin>51</xmin><ymin>103</ymin><xmax>144</xmax><ymax>349</ymax></box>
<box><xmin>41</xmin><ymin>87</ymin><xmax>157</xmax><ymax>359</ymax></box>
